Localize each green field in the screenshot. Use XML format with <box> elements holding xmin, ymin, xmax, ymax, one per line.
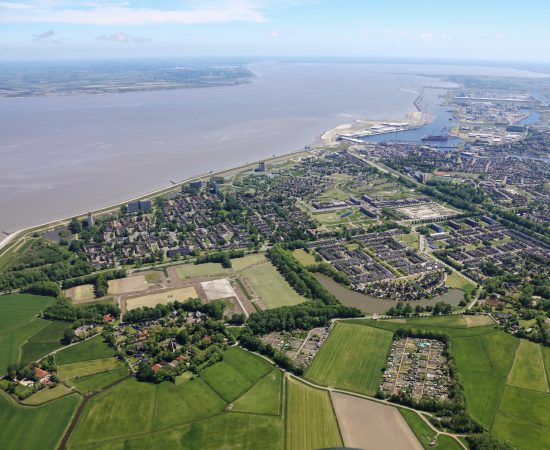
<box><xmin>507</xmin><ymin>340</ymin><xmax>549</xmax><ymax>393</ymax></box>
<box><xmin>306</xmin><ymin>322</ymin><xmax>393</xmax><ymax>395</ymax></box>
<box><xmin>70</xmin><ymin>367</ymin><xmax>129</xmax><ymax>394</ymax></box>
<box><xmin>445</xmin><ymin>272</ymin><xmax>476</xmax><ymax>295</ymax></box>
<box><xmin>285</xmin><ymin>377</ymin><xmax>342</xmax><ymax>450</ymax></box>
<box><xmin>0</xmin><ymin>294</ymin><xmax>55</xmax><ymax>372</ymax></box>
<box><xmin>68</xmin><ymin>348</ymin><xmax>285</xmax><ymax>450</ymax></box>
<box><xmin>0</xmin><ymin>391</ymin><xmax>80</xmax><ymax>450</ymax></box>
<box><xmin>291</xmin><ymin>248</ymin><xmax>316</xmax><ymax>265</ymax></box>
<box><xmin>397</xmin><ymin>232</ymin><xmax>420</xmax><ymax>250</ymax></box>
<box><xmin>400</xmin><ymin>409</ymin><xmax>462</xmax><ymax>450</ymax></box>
<box><xmin>21</xmin><ymin>384</ymin><xmax>73</xmax><ymax>405</ymax></box>
<box><xmin>20</xmin><ymin>320</ymin><xmax>69</xmax><ymax>364</ymax></box>
<box><xmin>58</xmin><ymin>357</ymin><xmax>123</xmax><ymax>380</ymax></box>
<box><xmin>232</xmin><ymin>369</ymin><xmax>282</xmax><ymax>415</ymax></box>
<box><xmin>241</xmin><ymin>261</ymin><xmax>306</xmax><ymax>308</ymax></box>
<box><xmin>174</xmin><ymin>253</ymin><xmax>266</xmax><ymax>279</ymax></box>
<box><xmin>55</xmin><ymin>335</ymin><xmax>115</xmax><ymax>365</ymax></box>
<box><xmin>200</xmin><ymin>347</ymin><xmax>273</xmax><ymax>402</ymax></box>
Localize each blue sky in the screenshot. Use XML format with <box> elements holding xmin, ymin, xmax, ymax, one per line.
<box><xmin>1</xmin><ymin>0</ymin><xmax>549</xmax><ymax>61</ymax></box>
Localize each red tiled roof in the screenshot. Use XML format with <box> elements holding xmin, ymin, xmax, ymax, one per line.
<box><xmin>34</xmin><ymin>367</ymin><xmax>50</xmax><ymax>379</ymax></box>
<box><xmin>103</xmin><ymin>314</ymin><xmax>114</xmax><ymax>322</ymax></box>
<box><xmin>151</xmin><ymin>363</ymin><xmax>162</xmax><ymax>373</ymax></box>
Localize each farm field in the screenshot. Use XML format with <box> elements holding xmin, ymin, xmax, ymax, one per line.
<box><xmin>20</xmin><ymin>320</ymin><xmax>69</xmax><ymax>364</ymax></box>
<box><xmin>21</xmin><ymin>384</ymin><xmax>73</xmax><ymax>405</ymax></box>
<box><xmin>175</xmin><ymin>262</ymin><xmax>230</xmax><ymax>279</ymax></box>
<box><xmin>306</xmin><ymin>322</ymin><xmax>392</xmax><ymax>395</ymax></box>
<box><xmin>55</xmin><ymin>335</ymin><xmax>115</xmax><ymax>365</ymax></box>
<box><xmin>507</xmin><ymin>340</ymin><xmax>549</xmax><ymax>393</ymax></box>
<box><xmin>65</xmin><ymin>285</ymin><xmax>95</xmax><ymax>302</ymax></box>
<box><xmin>57</xmin><ymin>357</ymin><xmax>123</xmax><ymax>380</ymax></box>
<box><xmin>69</xmin><ymin>367</ymin><xmax>129</xmax><ymax>394</ymax></box>
<box><xmin>332</xmin><ymin>392</ymin><xmax>423</xmax><ymax>450</ymax></box>
<box><xmin>200</xmin><ymin>347</ymin><xmax>273</xmax><ymax>402</ymax></box>
<box><xmin>241</xmin><ymin>261</ymin><xmax>306</xmax><ymax>308</ymax></box>
<box><xmin>108</xmin><ymin>275</ymin><xmax>148</xmax><ymax>295</ymax></box>
<box><xmin>67</xmin><ymin>348</ymin><xmax>284</xmax><ymax>450</ymax></box>
<box><xmin>125</xmin><ymin>286</ymin><xmax>198</xmax><ymax>310</ymax></box>
<box><xmin>232</xmin><ymin>369</ymin><xmax>282</xmax><ymax>415</ymax></box>
<box><xmin>286</xmin><ymin>377</ymin><xmax>342</xmax><ymax>450</ymax></box>
<box><xmin>0</xmin><ymin>294</ymin><xmax>55</xmax><ymax>371</ymax></box>
<box><xmin>0</xmin><ymin>391</ymin><xmax>80</xmax><ymax>450</ymax></box>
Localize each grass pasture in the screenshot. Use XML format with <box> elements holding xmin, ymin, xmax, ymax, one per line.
<box><xmin>0</xmin><ymin>294</ymin><xmax>55</xmax><ymax>370</ymax></box>
<box><xmin>125</xmin><ymin>286</ymin><xmax>198</xmax><ymax>310</ymax></box>
<box><xmin>55</xmin><ymin>335</ymin><xmax>115</xmax><ymax>365</ymax></box>
<box><xmin>306</xmin><ymin>322</ymin><xmax>392</xmax><ymax>395</ymax></box>
<box><xmin>67</xmin><ymin>348</ymin><xmax>285</xmax><ymax>450</ymax></box>
<box><xmin>176</xmin><ymin>262</ymin><xmax>230</xmax><ymax>279</ymax></box>
<box><xmin>232</xmin><ymin>369</ymin><xmax>282</xmax><ymax>415</ymax></box>
<box><xmin>286</xmin><ymin>377</ymin><xmax>343</xmax><ymax>450</ymax></box>
<box><xmin>507</xmin><ymin>340</ymin><xmax>549</xmax><ymax>393</ymax></box>
<box><xmin>241</xmin><ymin>261</ymin><xmax>306</xmax><ymax>308</ymax></box>
<box><xmin>291</xmin><ymin>248</ymin><xmax>316</xmax><ymax>265</ymax></box>
<box><xmin>20</xmin><ymin>320</ymin><xmax>69</xmax><ymax>364</ymax></box>
<box><xmin>445</xmin><ymin>272</ymin><xmax>476</xmax><ymax>296</ymax></box>
<box><xmin>70</xmin><ymin>367</ymin><xmax>129</xmax><ymax>394</ymax></box>
<box><xmin>58</xmin><ymin>357</ymin><xmax>123</xmax><ymax>380</ymax></box>
<box><xmin>200</xmin><ymin>347</ymin><xmax>272</xmax><ymax>402</ymax></box>
<box><xmin>21</xmin><ymin>384</ymin><xmax>73</xmax><ymax>405</ymax></box>
<box><xmin>400</xmin><ymin>409</ymin><xmax>462</xmax><ymax>450</ymax></box>
<box><xmin>0</xmin><ymin>391</ymin><xmax>80</xmax><ymax>450</ymax></box>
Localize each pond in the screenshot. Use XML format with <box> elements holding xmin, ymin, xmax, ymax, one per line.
<box><xmin>314</xmin><ymin>273</ymin><xmax>465</xmax><ymax>314</ymax></box>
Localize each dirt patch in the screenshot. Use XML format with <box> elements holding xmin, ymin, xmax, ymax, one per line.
<box><xmin>108</xmin><ymin>276</ymin><xmax>149</xmax><ymax>295</ymax></box>
<box><xmin>200</xmin><ymin>279</ymin><xmax>236</xmax><ymax>300</ymax></box>
<box><xmin>65</xmin><ymin>285</ymin><xmax>95</xmax><ymax>303</ymax></box>
<box><xmin>126</xmin><ymin>286</ymin><xmax>198</xmax><ymax>310</ymax></box>
<box><xmin>331</xmin><ymin>392</ymin><xmax>423</xmax><ymax>450</ymax></box>
<box><xmin>464</xmin><ymin>315</ymin><xmax>494</xmax><ymax>327</ymax></box>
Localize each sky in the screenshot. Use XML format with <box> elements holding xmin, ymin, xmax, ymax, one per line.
<box><xmin>1</xmin><ymin>0</ymin><xmax>550</xmax><ymax>62</ymax></box>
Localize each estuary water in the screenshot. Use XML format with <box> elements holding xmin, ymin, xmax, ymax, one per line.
<box><xmin>0</xmin><ymin>61</ymin><xmax>544</xmax><ymax>231</ymax></box>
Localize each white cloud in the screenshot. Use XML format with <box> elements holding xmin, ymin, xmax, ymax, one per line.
<box><xmin>0</xmin><ymin>1</ymin><xmax>267</xmax><ymax>25</ymax></box>
<box><xmin>96</xmin><ymin>32</ymin><xmax>150</xmax><ymax>43</ymax></box>
<box><xmin>421</xmin><ymin>31</ymin><xmax>434</xmax><ymax>41</ymax></box>
<box><xmin>269</xmin><ymin>30</ymin><xmax>280</xmax><ymax>37</ymax></box>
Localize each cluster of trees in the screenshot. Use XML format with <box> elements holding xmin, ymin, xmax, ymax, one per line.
<box><xmin>239</xmin><ymin>329</ymin><xmax>304</xmax><ymax>375</ymax></box>
<box><xmin>61</xmin><ymin>269</ymin><xmax>127</xmax><ymax>289</ymax></box>
<box><xmin>123</xmin><ymin>298</ymin><xmax>226</xmax><ymax>323</ymax></box>
<box><xmin>465</xmin><ymin>434</ymin><xmax>516</xmax><ymax>450</ymax></box>
<box><xmin>306</xmin><ymin>262</ymin><xmax>351</xmax><ymax>286</ymax></box>
<box><xmin>421</xmin><ymin>179</ymin><xmax>485</xmax><ymax>213</ymax></box>
<box><xmin>22</xmin><ymin>281</ymin><xmax>62</xmax><ymax>298</ymax></box>
<box><xmin>267</xmin><ymin>245</ymin><xmax>341</xmax><ymax>305</ymax></box>
<box><xmin>93</xmin><ymin>275</ymin><xmax>109</xmax><ymax>298</ymax></box>
<box><xmin>3</xmin><ymin>357</ymin><xmax>60</xmax><ymax>400</ymax></box>
<box><xmin>386</xmin><ymin>301</ymin><xmax>453</xmax><ymax>317</ymax></box>
<box><xmin>246</xmin><ymin>303</ymin><xmax>360</xmax><ymax>335</ymax></box>
<box><xmin>195</xmin><ymin>249</ymin><xmax>245</xmax><ymax>268</ymax></box>
<box><xmin>42</xmin><ymin>298</ymin><xmax>120</xmax><ymax>323</ymax></box>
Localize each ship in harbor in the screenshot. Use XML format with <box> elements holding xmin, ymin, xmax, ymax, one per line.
<box><xmin>421</xmin><ymin>134</ymin><xmax>449</xmax><ymax>142</ymax></box>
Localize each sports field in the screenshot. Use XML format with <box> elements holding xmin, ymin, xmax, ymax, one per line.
<box><xmin>0</xmin><ymin>391</ymin><xmax>80</xmax><ymax>450</ymax></box>
<box><xmin>306</xmin><ymin>322</ymin><xmax>393</xmax><ymax>395</ymax></box>
<box><xmin>55</xmin><ymin>335</ymin><xmax>115</xmax><ymax>365</ymax></box>
<box><xmin>125</xmin><ymin>286</ymin><xmax>198</xmax><ymax>310</ymax></box>
<box><xmin>0</xmin><ymin>294</ymin><xmax>55</xmax><ymax>372</ymax></box>
<box><xmin>285</xmin><ymin>377</ymin><xmax>342</xmax><ymax>450</ymax></box>
<box><xmin>241</xmin><ymin>261</ymin><xmax>306</xmax><ymax>308</ymax></box>
<box><xmin>67</xmin><ymin>348</ymin><xmax>284</xmax><ymax>450</ymax></box>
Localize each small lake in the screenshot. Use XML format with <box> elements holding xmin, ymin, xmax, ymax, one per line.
<box><xmin>517</xmin><ymin>111</ymin><xmax>541</xmax><ymax>126</ymax></box>
<box><xmin>314</xmin><ymin>273</ymin><xmax>464</xmax><ymax>314</ymax></box>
